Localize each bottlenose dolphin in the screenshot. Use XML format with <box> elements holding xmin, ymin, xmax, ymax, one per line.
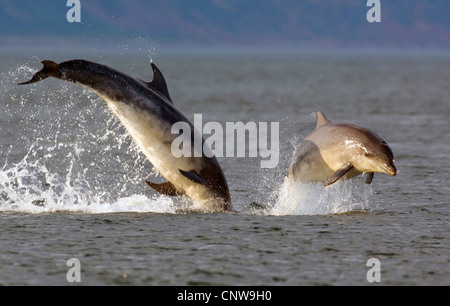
<box><xmin>20</xmin><ymin>59</ymin><xmax>231</xmax><ymax>211</ymax></box>
<box><xmin>288</xmin><ymin>111</ymin><xmax>397</xmax><ymax>186</ymax></box>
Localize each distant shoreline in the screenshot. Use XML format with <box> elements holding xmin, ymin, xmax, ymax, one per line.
<box><xmin>2</xmin><ymin>38</ymin><xmax>450</xmax><ymax>59</ymax></box>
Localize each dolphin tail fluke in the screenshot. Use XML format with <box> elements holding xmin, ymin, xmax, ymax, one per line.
<box><xmin>19</xmin><ymin>60</ymin><xmax>61</xmax><ymax>85</ymax></box>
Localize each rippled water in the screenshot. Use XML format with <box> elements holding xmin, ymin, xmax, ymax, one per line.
<box><xmin>0</xmin><ymin>50</ymin><xmax>448</xmax><ymax>285</ymax></box>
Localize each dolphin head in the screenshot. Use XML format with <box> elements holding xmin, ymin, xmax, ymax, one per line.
<box><xmin>352</xmin><ymin>134</ymin><xmax>397</xmax><ymax>177</ymax></box>
<box><xmin>361</xmin><ymin>151</ymin><xmax>397</xmax><ymax>176</ymax></box>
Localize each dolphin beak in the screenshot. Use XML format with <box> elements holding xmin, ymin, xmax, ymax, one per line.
<box><xmin>386</xmin><ymin>163</ymin><xmax>397</xmax><ymax>176</ymax></box>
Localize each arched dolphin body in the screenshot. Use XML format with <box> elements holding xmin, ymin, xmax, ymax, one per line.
<box><xmin>20</xmin><ymin>60</ymin><xmax>231</xmax><ymax>212</ymax></box>
<box><xmin>288</xmin><ymin>111</ymin><xmax>397</xmax><ymax>186</ymax></box>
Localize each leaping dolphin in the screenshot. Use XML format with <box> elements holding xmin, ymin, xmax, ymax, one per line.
<box><xmin>288</xmin><ymin>111</ymin><xmax>397</xmax><ymax>186</ymax></box>
<box><xmin>20</xmin><ymin>59</ymin><xmax>231</xmax><ymax>212</ymax></box>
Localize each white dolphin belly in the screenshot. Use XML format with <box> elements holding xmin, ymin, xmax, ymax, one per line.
<box><xmin>103</xmin><ymin>98</ymin><xmax>215</xmax><ymax>203</ymax></box>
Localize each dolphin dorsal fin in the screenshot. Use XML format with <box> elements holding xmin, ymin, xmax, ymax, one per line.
<box><xmin>316</xmin><ymin>111</ymin><xmax>331</xmax><ymax>129</ymax></box>
<box><xmin>148</xmin><ymin>62</ymin><xmax>173</xmax><ymax>104</ymax></box>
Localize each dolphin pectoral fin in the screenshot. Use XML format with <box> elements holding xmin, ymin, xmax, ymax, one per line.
<box><xmin>145</xmin><ymin>180</ymin><xmax>184</xmax><ymax>196</ymax></box>
<box><xmin>325</xmin><ymin>164</ymin><xmax>354</xmax><ymax>186</ymax></box>
<box><xmin>179</xmin><ymin>169</ymin><xmax>207</xmax><ymax>186</ymax></box>
<box><xmin>365</xmin><ymin>172</ymin><xmax>374</xmax><ymax>184</ymax></box>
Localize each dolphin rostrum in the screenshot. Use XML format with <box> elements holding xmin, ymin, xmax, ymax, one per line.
<box><xmin>20</xmin><ymin>59</ymin><xmax>231</xmax><ymax>212</ymax></box>
<box><xmin>288</xmin><ymin>111</ymin><xmax>397</xmax><ymax>186</ymax></box>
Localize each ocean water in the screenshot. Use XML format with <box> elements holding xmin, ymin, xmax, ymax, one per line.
<box><xmin>0</xmin><ymin>50</ymin><xmax>448</xmax><ymax>285</ymax></box>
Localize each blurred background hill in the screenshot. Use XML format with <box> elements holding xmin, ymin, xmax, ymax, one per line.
<box><xmin>1</xmin><ymin>0</ymin><xmax>449</xmax><ymax>51</ymax></box>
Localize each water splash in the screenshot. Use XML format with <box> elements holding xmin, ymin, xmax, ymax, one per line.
<box><xmin>267</xmin><ymin>178</ymin><xmax>375</xmax><ymax>216</ymax></box>
<box><xmin>0</xmin><ymin>145</ymin><xmax>178</xmax><ymax>214</ymax></box>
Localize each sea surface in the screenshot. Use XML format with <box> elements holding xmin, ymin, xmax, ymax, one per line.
<box><xmin>0</xmin><ymin>49</ymin><xmax>448</xmax><ymax>285</ymax></box>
